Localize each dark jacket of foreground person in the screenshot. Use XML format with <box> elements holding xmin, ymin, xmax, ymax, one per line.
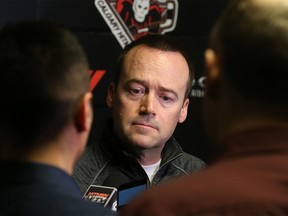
<box><xmin>121</xmin><ymin>127</ymin><xmax>288</xmax><ymax>215</ymax></box>
<box><xmin>0</xmin><ymin>161</ymin><xmax>114</xmax><ymax>215</ymax></box>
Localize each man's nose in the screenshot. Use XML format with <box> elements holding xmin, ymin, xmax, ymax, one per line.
<box><xmin>139</xmin><ymin>93</ymin><xmax>156</xmax><ymax>115</ymax></box>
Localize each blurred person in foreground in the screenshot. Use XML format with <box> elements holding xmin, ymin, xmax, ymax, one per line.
<box><xmin>0</xmin><ymin>20</ymin><xmax>114</xmax><ymax>215</ymax></box>
<box><xmin>121</xmin><ymin>0</ymin><xmax>288</xmax><ymax>215</ymax></box>
<box><xmin>73</xmin><ymin>34</ymin><xmax>205</xmax><ymax>199</ymax></box>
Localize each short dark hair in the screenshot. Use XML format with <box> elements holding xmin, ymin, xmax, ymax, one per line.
<box><xmin>0</xmin><ymin>20</ymin><xmax>89</xmax><ymax>152</ymax></box>
<box><xmin>114</xmin><ymin>34</ymin><xmax>194</xmax><ymax>99</ymax></box>
<box><xmin>209</xmin><ymin>0</ymin><xmax>288</xmax><ymax>105</ymax></box>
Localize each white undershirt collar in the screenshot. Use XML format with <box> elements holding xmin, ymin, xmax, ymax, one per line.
<box><xmin>141</xmin><ymin>159</ymin><xmax>161</xmax><ymax>182</ymax></box>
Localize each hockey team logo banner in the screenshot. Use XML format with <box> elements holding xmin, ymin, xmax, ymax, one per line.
<box><xmin>95</xmin><ymin>0</ymin><xmax>179</xmax><ymax>48</ymax></box>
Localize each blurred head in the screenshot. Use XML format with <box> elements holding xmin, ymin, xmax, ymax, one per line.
<box><xmin>204</xmin><ymin>0</ymin><xmax>288</xmax><ymax>141</ymax></box>
<box><xmin>107</xmin><ymin>34</ymin><xmax>194</xmax><ymax>152</ymax></box>
<box><xmin>0</xmin><ymin>20</ymin><xmax>92</xmax><ymax>157</ymax></box>
<box><xmin>209</xmin><ymin>0</ymin><xmax>288</xmax><ymax>104</ymax></box>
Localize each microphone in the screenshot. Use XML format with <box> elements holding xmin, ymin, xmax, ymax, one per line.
<box><xmin>83</xmin><ymin>185</ymin><xmax>117</xmax><ymax>211</ymax></box>
<box><xmin>83</xmin><ymin>171</ymin><xmax>130</xmax><ymax>211</ymax></box>
<box><xmin>102</xmin><ymin>170</ymin><xmax>131</xmax><ymax>188</ymax></box>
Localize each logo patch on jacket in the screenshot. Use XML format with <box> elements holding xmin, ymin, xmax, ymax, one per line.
<box><xmin>95</xmin><ymin>0</ymin><xmax>179</xmax><ymax>48</ymax></box>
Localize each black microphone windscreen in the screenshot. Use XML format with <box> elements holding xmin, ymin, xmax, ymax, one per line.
<box><xmin>102</xmin><ymin>170</ymin><xmax>130</xmax><ymax>188</ymax></box>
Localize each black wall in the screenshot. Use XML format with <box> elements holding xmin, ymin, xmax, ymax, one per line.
<box><xmin>0</xmin><ymin>0</ymin><xmax>228</xmax><ymax>162</ymax></box>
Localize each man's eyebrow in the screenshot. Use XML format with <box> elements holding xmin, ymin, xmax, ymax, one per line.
<box><xmin>126</xmin><ymin>79</ymin><xmax>147</xmax><ymax>86</ymax></box>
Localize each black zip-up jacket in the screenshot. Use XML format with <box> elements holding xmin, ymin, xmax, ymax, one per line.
<box><xmin>73</xmin><ymin>119</ymin><xmax>206</xmax><ymax>194</ymax></box>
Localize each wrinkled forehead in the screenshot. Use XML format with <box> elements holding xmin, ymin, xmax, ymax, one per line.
<box><xmin>123</xmin><ymin>45</ymin><xmax>189</xmax><ymax>75</ymax></box>
<box><xmin>121</xmin><ymin>45</ymin><xmax>189</xmax><ymax>94</ymax></box>
<box><xmin>240</xmin><ymin>0</ymin><xmax>288</xmax><ymax>10</ymax></box>
<box><xmin>254</xmin><ymin>0</ymin><xmax>288</xmax><ymax>7</ymax></box>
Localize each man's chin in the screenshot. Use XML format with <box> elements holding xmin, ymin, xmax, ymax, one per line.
<box><xmin>129</xmin><ymin>136</ymin><xmax>156</xmax><ymax>149</ymax></box>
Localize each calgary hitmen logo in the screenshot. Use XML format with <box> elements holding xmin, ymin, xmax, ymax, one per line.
<box><xmin>95</xmin><ymin>0</ymin><xmax>179</xmax><ymax>48</ymax></box>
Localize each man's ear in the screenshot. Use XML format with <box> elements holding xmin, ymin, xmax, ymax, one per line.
<box><xmin>106</xmin><ymin>82</ymin><xmax>115</xmax><ymax>108</ymax></box>
<box><xmin>179</xmin><ymin>98</ymin><xmax>189</xmax><ymax>123</ymax></box>
<box><xmin>74</xmin><ymin>92</ymin><xmax>93</xmax><ymax>132</ymax></box>
<box><xmin>204</xmin><ymin>49</ymin><xmax>221</xmax><ymax>101</ymax></box>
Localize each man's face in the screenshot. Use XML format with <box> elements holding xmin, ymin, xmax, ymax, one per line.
<box><xmin>133</xmin><ymin>0</ymin><xmax>150</xmax><ymax>22</ymax></box>
<box><xmin>107</xmin><ymin>45</ymin><xmax>189</xmax><ymax>151</ymax></box>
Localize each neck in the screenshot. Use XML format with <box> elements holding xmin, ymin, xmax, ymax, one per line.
<box><xmin>1</xmin><ymin>134</ymin><xmax>79</xmax><ymax>175</ymax></box>
<box><xmin>22</xmin><ymin>140</ymin><xmax>75</xmax><ymax>175</ymax></box>
<box><xmin>1</xmin><ymin>123</ymin><xmax>85</xmax><ymax>175</ymax></box>
<box><xmin>137</xmin><ymin>146</ymin><xmax>163</xmax><ymax>166</ymax></box>
<box><xmin>224</xmin><ymin>115</ymin><xmax>288</xmax><ymax>139</ymax></box>
<box><xmin>216</xmin><ymin>94</ymin><xmax>288</xmax><ymax>143</ymax></box>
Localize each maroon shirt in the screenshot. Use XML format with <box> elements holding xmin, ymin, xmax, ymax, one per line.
<box><xmin>121</xmin><ymin>127</ymin><xmax>288</xmax><ymax>215</ymax></box>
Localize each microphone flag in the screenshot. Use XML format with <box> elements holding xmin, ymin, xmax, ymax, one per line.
<box><xmin>83</xmin><ymin>185</ymin><xmax>117</xmax><ymax>209</ymax></box>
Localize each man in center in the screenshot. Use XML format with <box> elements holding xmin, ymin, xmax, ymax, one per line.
<box><xmin>73</xmin><ymin>34</ymin><xmax>205</xmax><ymax>195</ymax></box>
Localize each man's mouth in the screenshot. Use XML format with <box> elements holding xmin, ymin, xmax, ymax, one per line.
<box><xmin>132</xmin><ymin>121</ymin><xmax>158</xmax><ymax>130</ymax></box>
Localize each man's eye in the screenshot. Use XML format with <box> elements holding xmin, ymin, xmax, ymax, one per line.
<box><xmin>160</xmin><ymin>95</ymin><xmax>174</xmax><ymax>103</ymax></box>
<box><xmin>130</xmin><ymin>88</ymin><xmax>144</xmax><ymax>95</ymax></box>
